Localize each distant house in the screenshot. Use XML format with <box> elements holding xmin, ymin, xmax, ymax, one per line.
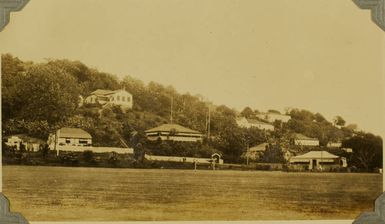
<box><xmin>327</xmin><ymin>141</ymin><xmax>342</xmax><ymax>148</ymax></box>
<box><xmin>236</xmin><ymin>117</ymin><xmax>274</xmax><ymax>131</ymax></box>
<box><xmin>48</xmin><ymin>127</ymin><xmax>92</xmax><ymax>150</ymax></box>
<box><xmin>242</xmin><ymin>143</ymin><xmax>269</xmax><ymax>161</ymax></box>
<box><xmin>145</xmin><ymin>124</ymin><xmax>203</xmax><ymax>142</ymax></box>
<box><xmin>289</xmin><ymin>150</ymin><xmax>347</xmax><ymax>171</ymax></box>
<box><xmin>4</xmin><ymin>134</ymin><xmax>45</xmax><ymax>152</ymax></box>
<box><xmin>292</xmin><ymin>133</ymin><xmax>319</xmax><ymax>146</ymax></box>
<box><xmin>84</xmin><ymin>89</ymin><xmax>133</xmax><ymax>110</ymax></box>
<box><xmin>341</xmin><ymin>147</ymin><xmax>353</xmax><ymax>153</ymax></box>
<box><xmin>256</xmin><ymin>113</ymin><xmax>291</xmax><ymax>123</ymax></box>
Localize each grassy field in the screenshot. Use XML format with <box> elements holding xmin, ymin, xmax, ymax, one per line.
<box><xmin>2</xmin><ymin>165</ymin><xmax>382</xmax><ymax>221</ymax></box>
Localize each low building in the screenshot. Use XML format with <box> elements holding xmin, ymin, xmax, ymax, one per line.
<box><xmin>4</xmin><ymin>134</ymin><xmax>45</xmax><ymax>152</ymax></box>
<box><xmin>341</xmin><ymin>147</ymin><xmax>353</xmax><ymax>153</ymax></box>
<box><xmin>144</xmin><ymin>153</ymin><xmax>223</xmax><ymax>165</ymax></box>
<box><xmin>236</xmin><ymin>117</ymin><xmax>274</xmax><ymax>131</ymax></box>
<box><xmin>289</xmin><ymin>150</ymin><xmax>347</xmax><ymax>171</ymax></box>
<box><xmin>256</xmin><ymin>113</ymin><xmax>291</xmax><ymax>123</ymax></box>
<box><xmin>145</xmin><ymin>124</ymin><xmax>203</xmax><ymax>142</ymax></box>
<box><xmin>84</xmin><ymin>89</ymin><xmax>133</xmax><ymax>110</ymax></box>
<box><xmin>327</xmin><ymin>141</ymin><xmax>342</xmax><ymax>148</ymax></box>
<box><xmin>242</xmin><ymin>143</ymin><xmax>269</xmax><ymax>161</ymax></box>
<box><xmin>292</xmin><ymin>133</ymin><xmax>319</xmax><ymax>146</ymax></box>
<box><xmin>48</xmin><ymin>127</ymin><xmax>92</xmax><ymax>150</ymax></box>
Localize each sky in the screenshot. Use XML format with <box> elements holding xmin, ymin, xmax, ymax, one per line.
<box><xmin>0</xmin><ymin>0</ymin><xmax>384</xmax><ymax>135</ymax></box>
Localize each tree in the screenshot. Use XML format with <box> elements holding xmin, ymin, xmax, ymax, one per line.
<box><xmin>267</xmin><ymin>109</ymin><xmax>280</xmax><ymax>114</ymax></box>
<box><xmin>314</xmin><ymin>113</ymin><xmax>326</xmax><ymax>123</ymax></box>
<box><xmin>260</xmin><ymin>145</ymin><xmax>285</xmax><ymax>163</ymax></box>
<box><xmin>333</xmin><ymin>116</ymin><xmax>346</xmax><ymax>126</ymax></box>
<box><xmin>1</xmin><ymin>54</ymin><xmax>27</xmax><ymax>120</ymax></box>
<box><xmin>342</xmin><ymin>133</ymin><xmax>382</xmax><ymax>171</ymax></box>
<box><xmin>241</xmin><ymin>107</ymin><xmax>254</xmax><ymax>118</ymax></box>
<box><xmin>17</xmin><ymin>63</ymin><xmax>81</xmax><ymax>124</ymax></box>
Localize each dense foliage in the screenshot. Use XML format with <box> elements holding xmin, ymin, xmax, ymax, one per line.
<box><xmin>2</xmin><ymin>54</ymin><xmax>382</xmax><ymax>167</ymax></box>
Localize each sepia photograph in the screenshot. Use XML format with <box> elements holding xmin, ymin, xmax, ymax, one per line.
<box><xmin>0</xmin><ymin>0</ymin><xmax>384</xmax><ymax>222</ymax></box>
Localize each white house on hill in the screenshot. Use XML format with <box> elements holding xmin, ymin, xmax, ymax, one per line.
<box><xmin>292</xmin><ymin>133</ymin><xmax>319</xmax><ymax>146</ymax></box>
<box><xmin>145</xmin><ymin>124</ymin><xmax>203</xmax><ymax>142</ymax></box>
<box><xmin>236</xmin><ymin>117</ymin><xmax>274</xmax><ymax>131</ymax></box>
<box><xmin>48</xmin><ymin>127</ymin><xmax>92</xmax><ymax>150</ymax></box>
<box><xmin>84</xmin><ymin>89</ymin><xmax>133</xmax><ymax>110</ymax></box>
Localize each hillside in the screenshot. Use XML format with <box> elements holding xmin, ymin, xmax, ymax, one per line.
<box><xmin>1</xmin><ymin>54</ymin><xmax>382</xmax><ymax>169</ymax></box>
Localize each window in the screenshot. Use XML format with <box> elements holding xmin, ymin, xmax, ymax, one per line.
<box><xmin>65</xmin><ymin>139</ymin><xmax>71</xmax><ymax>144</ymax></box>
<box><xmin>127</xmin><ymin>97</ymin><xmax>130</xmax><ymax>102</ymax></box>
<box><xmin>122</xmin><ymin>96</ymin><xmax>125</xmax><ymax>101</ymax></box>
<box><xmin>79</xmin><ymin>140</ymin><xmax>88</xmax><ymax>144</ymax></box>
<box><xmin>117</xmin><ymin>96</ymin><xmax>120</xmax><ymax>101</ymax></box>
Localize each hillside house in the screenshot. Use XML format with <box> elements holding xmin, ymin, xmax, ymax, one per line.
<box><xmin>242</xmin><ymin>143</ymin><xmax>269</xmax><ymax>161</ymax></box>
<box><xmin>327</xmin><ymin>141</ymin><xmax>342</xmax><ymax>148</ymax></box>
<box><xmin>236</xmin><ymin>117</ymin><xmax>274</xmax><ymax>131</ymax></box>
<box><xmin>292</xmin><ymin>133</ymin><xmax>319</xmax><ymax>146</ymax></box>
<box><xmin>84</xmin><ymin>89</ymin><xmax>133</xmax><ymax>110</ymax></box>
<box><xmin>256</xmin><ymin>113</ymin><xmax>291</xmax><ymax>123</ymax></box>
<box><xmin>289</xmin><ymin>151</ymin><xmax>347</xmax><ymax>171</ymax></box>
<box><xmin>48</xmin><ymin>127</ymin><xmax>92</xmax><ymax>150</ymax></box>
<box><xmin>4</xmin><ymin>134</ymin><xmax>45</xmax><ymax>152</ymax></box>
<box><xmin>145</xmin><ymin>124</ymin><xmax>203</xmax><ymax>142</ymax></box>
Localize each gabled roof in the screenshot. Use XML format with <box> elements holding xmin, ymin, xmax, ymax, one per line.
<box><xmin>293</xmin><ymin>133</ymin><xmax>318</xmax><ymax>141</ymax></box>
<box><xmin>91</xmin><ymin>89</ymin><xmax>115</xmax><ymax>95</ymax></box>
<box><xmin>292</xmin><ymin>151</ymin><xmax>339</xmax><ymax>159</ymax></box>
<box><xmin>91</xmin><ymin>89</ymin><xmax>131</xmax><ymax>96</ymax></box>
<box><xmin>58</xmin><ymin>128</ymin><xmax>92</xmax><ymax>139</ymax></box>
<box><xmin>249</xmin><ymin>143</ymin><xmax>269</xmax><ymax>152</ymax></box>
<box><xmin>145</xmin><ymin>124</ymin><xmax>202</xmax><ymax>134</ymax></box>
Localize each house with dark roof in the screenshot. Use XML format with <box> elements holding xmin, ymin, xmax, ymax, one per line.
<box><xmin>292</xmin><ymin>133</ymin><xmax>319</xmax><ymax>146</ymax></box>
<box><xmin>236</xmin><ymin>117</ymin><xmax>274</xmax><ymax>131</ymax></box>
<box><xmin>145</xmin><ymin>124</ymin><xmax>203</xmax><ymax>142</ymax></box>
<box><xmin>84</xmin><ymin>89</ymin><xmax>133</xmax><ymax>110</ymax></box>
<box><xmin>48</xmin><ymin>127</ymin><xmax>92</xmax><ymax>149</ymax></box>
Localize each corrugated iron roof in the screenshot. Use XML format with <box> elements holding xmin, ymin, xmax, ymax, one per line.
<box><xmin>249</xmin><ymin>143</ymin><xmax>269</xmax><ymax>152</ymax></box>
<box><xmin>58</xmin><ymin>128</ymin><xmax>92</xmax><ymax>139</ymax></box>
<box><xmin>145</xmin><ymin>124</ymin><xmax>202</xmax><ymax>134</ymax></box>
<box><xmin>292</xmin><ymin>151</ymin><xmax>339</xmax><ymax>159</ymax></box>
<box><xmin>91</xmin><ymin>89</ymin><xmax>131</xmax><ymax>96</ymax></box>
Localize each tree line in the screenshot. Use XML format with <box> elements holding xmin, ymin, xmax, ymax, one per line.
<box><xmin>1</xmin><ymin>54</ymin><xmax>382</xmax><ymax>169</ymax></box>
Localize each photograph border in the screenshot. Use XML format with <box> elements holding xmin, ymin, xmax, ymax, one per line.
<box><xmin>0</xmin><ymin>0</ymin><xmax>384</xmax><ymax>223</ymax></box>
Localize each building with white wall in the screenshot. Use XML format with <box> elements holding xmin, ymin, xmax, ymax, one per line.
<box><xmin>145</xmin><ymin>124</ymin><xmax>203</xmax><ymax>142</ymax></box>
<box><xmin>236</xmin><ymin>117</ymin><xmax>274</xmax><ymax>131</ymax></box>
<box><xmin>84</xmin><ymin>89</ymin><xmax>133</xmax><ymax>110</ymax></box>
<box><xmin>292</xmin><ymin>133</ymin><xmax>319</xmax><ymax>146</ymax></box>
<box><xmin>48</xmin><ymin>127</ymin><xmax>92</xmax><ymax>150</ymax></box>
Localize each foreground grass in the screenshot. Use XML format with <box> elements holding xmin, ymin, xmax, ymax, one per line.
<box><xmin>2</xmin><ymin>165</ymin><xmax>382</xmax><ymax>221</ymax></box>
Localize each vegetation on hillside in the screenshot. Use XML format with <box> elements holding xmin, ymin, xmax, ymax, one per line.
<box><xmin>1</xmin><ymin>54</ymin><xmax>382</xmax><ymax>169</ymax></box>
